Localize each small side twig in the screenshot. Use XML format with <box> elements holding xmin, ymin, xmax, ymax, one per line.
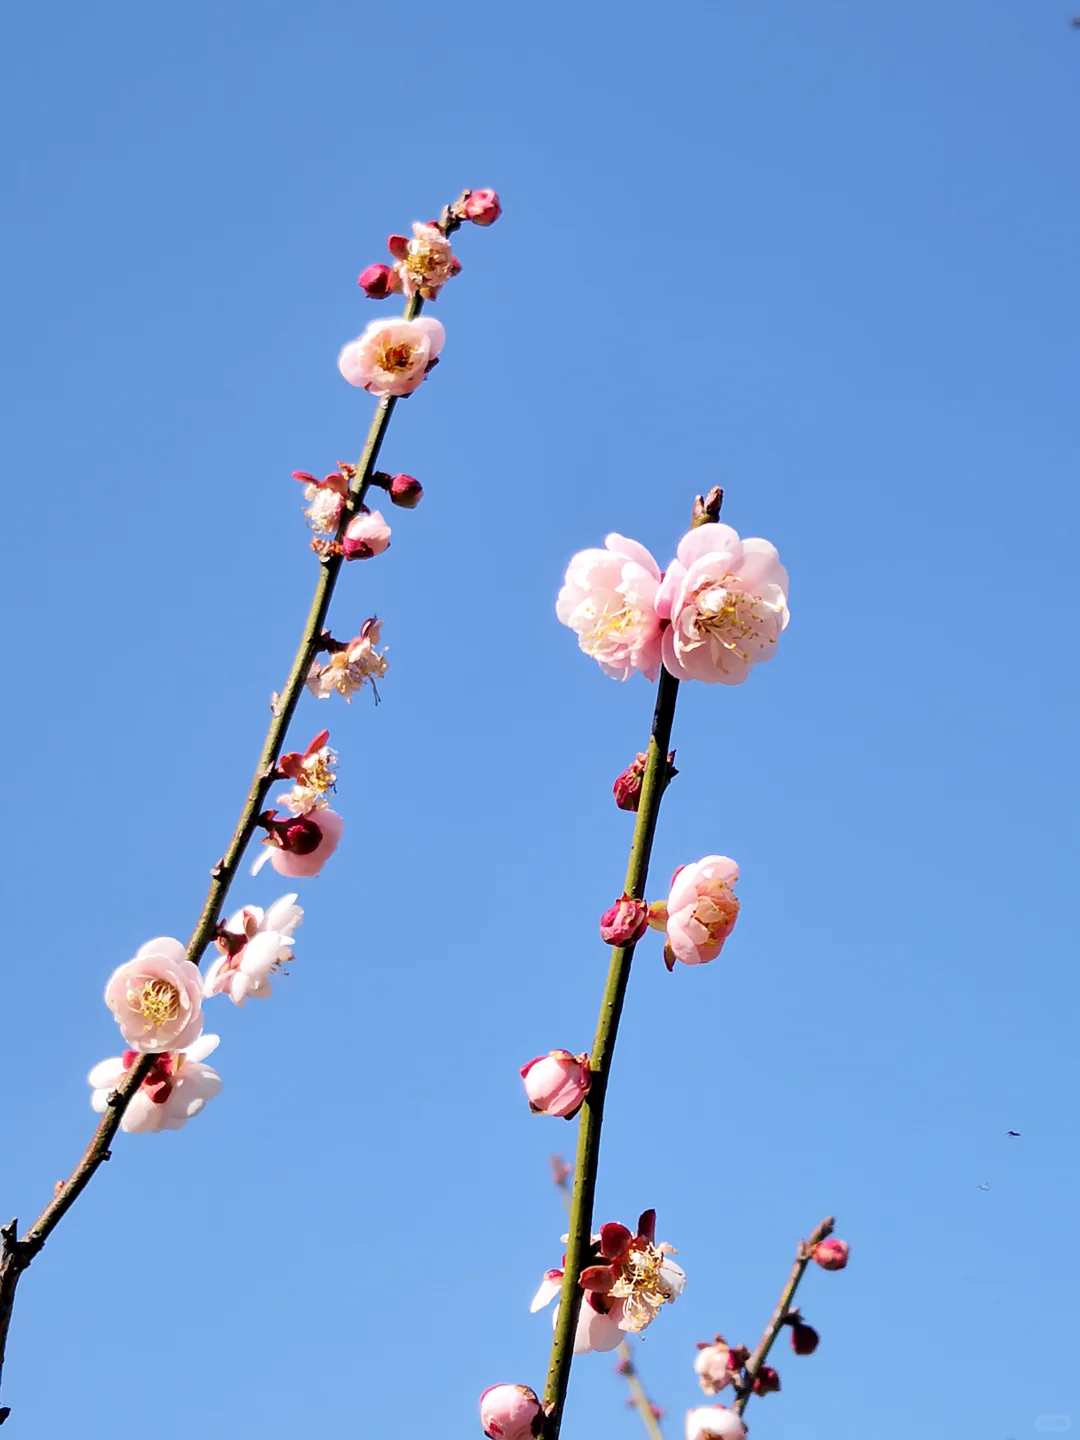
<box><xmin>731</xmin><ymin>1215</ymin><xmax>835</xmax><ymax>1418</ymax></box>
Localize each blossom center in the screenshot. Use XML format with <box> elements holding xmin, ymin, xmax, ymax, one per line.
<box><xmin>128</xmin><ymin>978</ymin><xmax>181</xmax><ymax>1029</ymax></box>
<box><xmin>581</xmin><ymin>602</ymin><xmax>637</xmax><ymax>657</ymax></box>
<box><xmin>376</xmin><ymin>340</ymin><xmax>417</xmax><ymax>373</ymax></box>
<box><xmin>693</xmin><ymin>889</ymin><xmax>739</xmax><ymax>944</ymax></box>
<box><xmin>609</xmin><ymin>1242</ymin><xmax>678</xmax><ymax>1332</ymax></box>
<box><xmin>690</xmin><ymin>578</ymin><xmax>771</xmax><ymax>661</ymax></box>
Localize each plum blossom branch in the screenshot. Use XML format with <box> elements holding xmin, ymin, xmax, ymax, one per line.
<box><xmin>541</xmin><ymin>665</ymin><xmax>681</xmax><ymax>1436</ymax></box>
<box><xmin>730</xmin><ymin>1215</ymin><xmax>835</xmax><ymax>1419</ymax></box>
<box><xmin>0</xmin><ymin>188</ymin><xmax>492</xmax><ymax>1407</ymax></box>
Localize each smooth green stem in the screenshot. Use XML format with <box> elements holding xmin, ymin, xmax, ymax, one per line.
<box><xmin>542</xmin><ymin>667</ymin><xmax>680</xmax><ymax>1438</ymax></box>
<box><xmin>731</xmin><ymin>1215</ymin><xmax>835</xmax><ymax>1418</ymax></box>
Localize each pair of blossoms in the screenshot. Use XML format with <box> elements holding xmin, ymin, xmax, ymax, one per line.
<box><xmin>520</xmin><ymin>855</ymin><xmax>740</xmax><ymax>1127</ymax></box>
<box><xmin>483</xmin><ymin>1238</ymin><xmax>851</xmax><ymax>1440</ymax></box>
<box><xmin>293</xmin><ymin>462</ymin><xmax>423</xmax><ymax>576</ymax></box>
<box><xmin>557</xmin><ymin>524</ymin><xmax>790</xmax><ymax>688</ymax></box>
<box><xmin>482</xmin><ymin>1210</ymin><xmax>687</xmax><ymax>1439</ymax></box>
<box><xmin>337</xmin><ymin>191</ymin><xmax>501</xmax><ymax>404</ymax></box>
<box><xmin>88</xmin><ymin>733</ymin><xmax>346</xmax><ymax>1134</ymax></box>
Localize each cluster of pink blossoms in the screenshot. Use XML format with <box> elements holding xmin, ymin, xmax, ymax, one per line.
<box><xmin>557</xmin><ymin>523</ymin><xmax>789</xmax><ymax>687</ymax></box>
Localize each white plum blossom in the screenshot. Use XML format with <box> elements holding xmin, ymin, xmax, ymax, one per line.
<box><xmin>88</xmin><ymin>1035</ymin><xmax>222</xmax><ymax>1133</ymax></box>
<box><xmin>203</xmin><ymin>895</ymin><xmax>303</xmax><ymax>1005</ymax></box>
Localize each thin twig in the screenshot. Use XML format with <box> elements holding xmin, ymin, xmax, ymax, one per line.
<box><xmin>731</xmin><ymin>1215</ymin><xmax>835</xmax><ymax>1418</ymax></box>
<box><xmin>0</xmin><ymin>196</ymin><xmax>481</xmax><ymax>1401</ymax></box>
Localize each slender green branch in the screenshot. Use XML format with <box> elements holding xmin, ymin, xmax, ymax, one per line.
<box><xmin>0</xmin><ymin>192</ymin><xmax>482</xmax><ymax>1404</ymax></box>
<box><xmin>541</xmin><ymin>666</ymin><xmax>680</xmax><ymax>1437</ymax></box>
<box><xmin>731</xmin><ymin>1215</ymin><xmax>835</xmax><ymax>1418</ymax></box>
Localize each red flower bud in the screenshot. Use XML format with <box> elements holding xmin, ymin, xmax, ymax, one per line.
<box><xmin>464</xmin><ymin>188</ymin><xmax>502</xmax><ymax>226</ymax></box>
<box><xmin>388</xmin><ymin>472</ymin><xmax>424</xmax><ymax>508</ymax></box>
<box><xmin>752</xmin><ymin>1366</ymin><xmax>780</xmax><ymax>1396</ymax></box>
<box><xmin>613</xmin><ymin>754</ymin><xmax>648</xmax><ymax>811</ymax></box>
<box><xmin>812</xmin><ymin>1238</ymin><xmax>850</xmax><ymax>1271</ymax></box>
<box><xmin>357</xmin><ymin>263</ymin><xmax>401</xmax><ymax>299</ymax></box>
<box><xmin>599</xmin><ymin>895</ymin><xmax>648</xmax><ymax>946</ymax></box>
<box><xmin>789</xmin><ymin>1320</ymin><xmax>819</xmax><ymax>1355</ymax></box>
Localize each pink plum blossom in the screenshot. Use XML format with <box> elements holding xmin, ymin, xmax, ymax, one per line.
<box><xmin>104</xmin><ymin>939</ymin><xmax>205</xmax><ymax>1053</ymax></box>
<box><xmin>479</xmin><ymin>1384</ymin><xmax>542</xmax><ymax>1440</ymax></box>
<box><xmin>88</xmin><ymin>1035</ymin><xmax>222</xmax><ymax>1133</ymax></box>
<box><xmin>293</xmin><ymin>468</ymin><xmax>349</xmax><ymax>535</ymax></box>
<box><xmin>276</xmin><ymin>729</ymin><xmax>337</xmax><ymax>813</ymax></box>
<box><xmin>464</xmin><ymin>189</ymin><xmax>502</xmax><ymax>226</ymax></box>
<box><xmin>556</xmin><ymin>534</ymin><xmax>663</xmax><ymax>681</ymax></box>
<box><xmin>338</xmin><ymin>315</ymin><xmax>445</xmax><ymax>398</ymax></box>
<box><xmin>342</xmin><ymin>508</ymin><xmax>391</xmax><ymax>560</ymax></box>
<box><xmin>203</xmin><ymin>894</ymin><xmax>303</xmax><ymax>1005</ymax></box>
<box><xmin>656</xmin><ymin>523</ymin><xmax>789</xmax><ymax>685</ymax></box>
<box><xmin>685</xmin><ymin>1407</ymin><xmax>747</xmax><ymax>1440</ymax></box>
<box><xmin>305</xmin><ymin>618</ymin><xmax>388</xmax><ymax>702</ymax></box>
<box><xmin>649</xmin><ymin>857</ymin><xmax>740</xmax><ymax>969</ymax></box>
<box><xmin>252</xmin><ymin>807</ymin><xmax>344</xmax><ymax>879</ymax></box>
<box><xmin>390</xmin><ymin>222</ymin><xmax>462</xmax><ymax>300</ymax></box>
<box><xmin>694</xmin><ymin>1338</ymin><xmax>749</xmax><ymax>1395</ymax></box>
<box><xmin>520</xmin><ymin>1050</ymin><xmax>591</xmax><ymax>1119</ymax></box>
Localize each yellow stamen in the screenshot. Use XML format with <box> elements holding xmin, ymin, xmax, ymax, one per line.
<box><xmin>128</xmin><ymin>978</ymin><xmax>180</xmax><ymax>1030</ymax></box>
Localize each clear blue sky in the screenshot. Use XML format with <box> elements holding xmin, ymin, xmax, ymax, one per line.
<box><xmin>1</xmin><ymin>2</ymin><xmax>1077</xmax><ymax>1437</ymax></box>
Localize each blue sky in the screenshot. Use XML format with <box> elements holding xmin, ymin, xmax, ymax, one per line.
<box><xmin>1</xmin><ymin>1</ymin><xmax>1078</xmax><ymax>1436</ymax></box>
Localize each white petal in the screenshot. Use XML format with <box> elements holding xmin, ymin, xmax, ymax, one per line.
<box><xmin>184</xmin><ymin>1034</ymin><xmax>220</xmax><ymax>1063</ymax></box>
<box><xmin>530</xmin><ymin>1273</ymin><xmax>563</xmax><ymax>1313</ymax></box>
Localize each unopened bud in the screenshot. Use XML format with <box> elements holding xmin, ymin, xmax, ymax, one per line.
<box><xmin>388</xmin><ymin>472</ymin><xmax>424</xmax><ymax>508</ymax></box>
<box><xmin>612</xmin><ymin>751</ymin><xmax>678</xmax><ymax>812</ymax></box>
<box><xmin>789</xmin><ymin>1320</ymin><xmax>819</xmax><ymax>1355</ymax></box>
<box><xmin>599</xmin><ymin>895</ymin><xmax>648</xmax><ymax>946</ymax></box>
<box><xmin>752</xmin><ymin>1366</ymin><xmax>780</xmax><ymax>1396</ymax></box>
<box><xmin>520</xmin><ymin>1050</ymin><xmax>591</xmax><ymax>1120</ymax></box>
<box><xmin>357</xmin><ymin>263</ymin><xmax>401</xmax><ymax>299</ymax></box>
<box><xmin>812</xmin><ymin>1238</ymin><xmax>850</xmax><ymax>1271</ymax></box>
<box><xmin>464</xmin><ymin>188</ymin><xmax>502</xmax><ymax>226</ymax></box>
<box><xmin>685</xmin><ymin>1407</ymin><xmax>746</xmax><ymax>1440</ymax></box>
<box><xmin>342</xmin><ymin>509</ymin><xmax>391</xmax><ymax>560</ymax></box>
<box><xmin>479</xmin><ymin>1384</ymin><xmax>543</xmax><ymax>1440</ymax></box>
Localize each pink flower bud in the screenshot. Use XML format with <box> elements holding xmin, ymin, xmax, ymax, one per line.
<box><xmin>812</xmin><ymin>1238</ymin><xmax>849</xmax><ymax>1271</ymax></box>
<box><xmin>479</xmin><ymin>1384</ymin><xmax>542</xmax><ymax>1440</ymax></box>
<box><xmin>464</xmin><ymin>188</ymin><xmax>502</xmax><ymax>226</ymax></box>
<box><xmin>789</xmin><ymin>1319</ymin><xmax>819</xmax><ymax>1355</ymax></box>
<box><xmin>685</xmin><ymin>1407</ymin><xmax>747</xmax><ymax>1440</ymax></box>
<box><xmin>613</xmin><ymin>753</ymin><xmax>648</xmax><ymax>811</ymax></box>
<box><xmin>357</xmin><ymin>263</ymin><xmax>401</xmax><ymax>299</ymax></box>
<box><xmin>752</xmin><ymin>1365</ymin><xmax>780</xmax><ymax>1396</ymax></box>
<box><xmin>599</xmin><ymin>895</ymin><xmax>648</xmax><ymax>946</ymax></box>
<box><xmin>388</xmin><ymin>472</ymin><xmax>423</xmax><ymax>508</ymax></box>
<box><xmin>520</xmin><ymin>1050</ymin><xmax>591</xmax><ymax>1119</ymax></box>
<box><xmin>342</xmin><ymin>509</ymin><xmax>391</xmax><ymax>560</ymax></box>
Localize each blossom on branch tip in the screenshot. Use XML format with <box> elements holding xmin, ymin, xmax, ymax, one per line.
<box><xmin>463</xmin><ymin>188</ymin><xmax>502</xmax><ymax>226</ymax></box>
<box><xmin>276</xmin><ymin>730</ymin><xmax>338</xmax><ymax>814</ymax></box>
<box><xmin>203</xmin><ymin>895</ymin><xmax>303</xmax><ymax>1005</ymax></box>
<box><xmin>104</xmin><ymin>940</ymin><xmax>205</xmax><ymax>1053</ymax></box>
<box><xmin>599</xmin><ymin>895</ymin><xmax>648</xmax><ymax>947</ymax></box>
<box><xmin>685</xmin><ymin>1406</ymin><xmax>747</xmax><ymax>1440</ymax></box>
<box><xmin>342</xmin><ymin>508</ymin><xmax>391</xmax><ymax>560</ymax></box>
<box><xmin>520</xmin><ymin>1051</ymin><xmax>591</xmax><ymax>1119</ymax></box>
<box><xmin>556</xmin><ymin>534</ymin><xmax>663</xmax><ymax>681</ymax></box>
<box><xmin>812</xmin><ymin>1238</ymin><xmax>849</xmax><ymax>1270</ymax></box>
<box><xmin>390</xmin><ymin>222</ymin><xmax>461</xmax><ymax>301</ymax></box>
<box><xmin>88</xmin><ymin>1035</ymin><xmax>222</xmax><ymax>1133</ymax></box>
<box><xmin>305</xmin><ymin>618</ymin><xmax>388</xmax><ymax>702</ymax></box>
<box><xmin>651</xmin><ymin>857</ymin><xmax>740</xmax><ymax>969</ymax></box>
<box><xmin>656</xmin><ymin>523</ymin><xmax>789</xmax><ymax>685</ymax></box>
<box><xmin>479</xmin><ymin>1384</ymin><xmax>543</xmax><ymax>1440</ymax></box>
<box><xmin>358</xmin><ymin>262</ymin><xmax>402</xmax><ymax>300</ymax></box>
<box><xmin>338</xmin><ymin>315</ymin><xmax>446</xmax><ymax>398</ymax></box>
<box><xmin>252</xmin><ymin>807</ymin><xmax>344</xmax><ymax>878</ymax></box>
